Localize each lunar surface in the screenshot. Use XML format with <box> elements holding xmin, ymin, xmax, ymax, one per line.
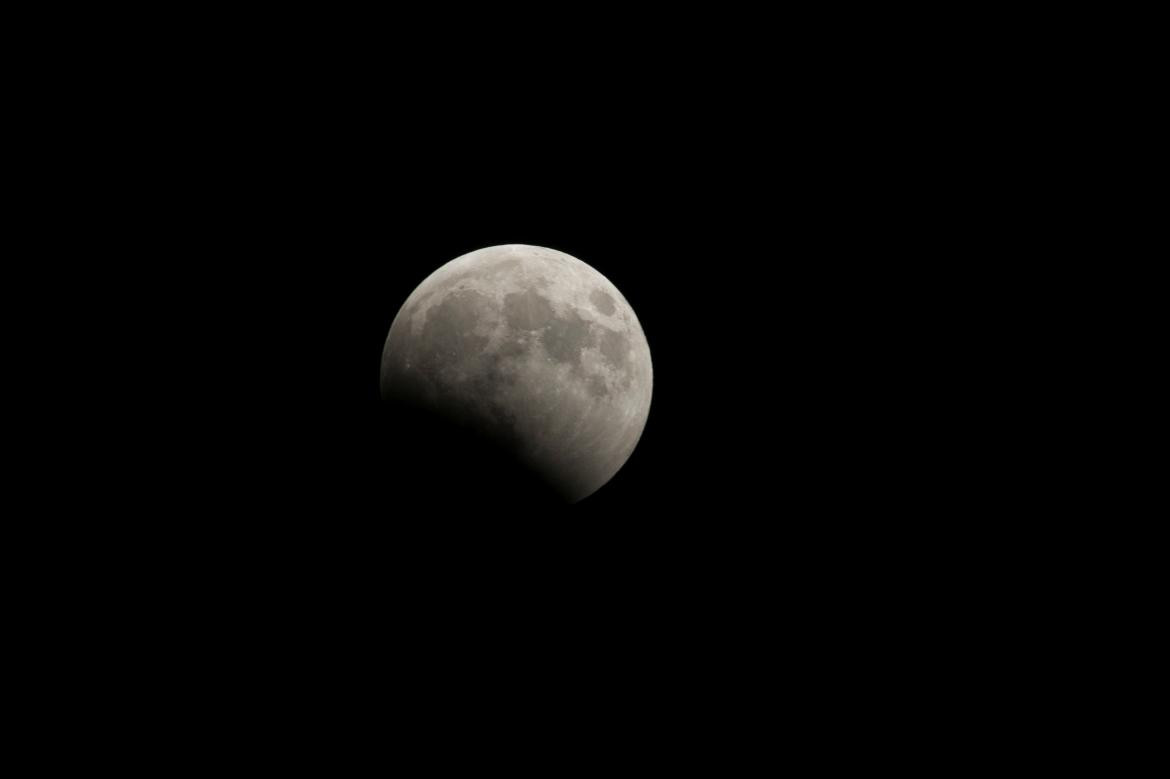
<box><xmin>380</xmin><ymin>245</ymin><xmax>653</xmax><ymax>503</ymax></box>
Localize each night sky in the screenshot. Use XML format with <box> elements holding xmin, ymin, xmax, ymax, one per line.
<box><xmin>70</xmin><ymin>24</ymin><xmax>1006</xmax><ymax>757</ymax></box>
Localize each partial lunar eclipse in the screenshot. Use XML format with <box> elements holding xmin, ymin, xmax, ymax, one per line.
<box><xmin>380</xmin><ymin>244</ymin><xmax>652</xmax><ymax>502</ymax></box>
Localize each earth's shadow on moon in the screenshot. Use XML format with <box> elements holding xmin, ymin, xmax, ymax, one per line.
<box><xmin>377</xmin><ymin>393</ymin><xmax>569</xmax><ymax>513</ymax></box>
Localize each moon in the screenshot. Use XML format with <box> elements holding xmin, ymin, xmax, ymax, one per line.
<box><xmin>380</xmin><ymin>244</ymin><xmax>653</xmax><ymax>503</ymax></box>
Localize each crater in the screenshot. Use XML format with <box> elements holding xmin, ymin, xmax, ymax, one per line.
<box><xmin>590</xmin><ymin>288</ymin><xmax>616</xmax><ymax>316</ymax></box>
